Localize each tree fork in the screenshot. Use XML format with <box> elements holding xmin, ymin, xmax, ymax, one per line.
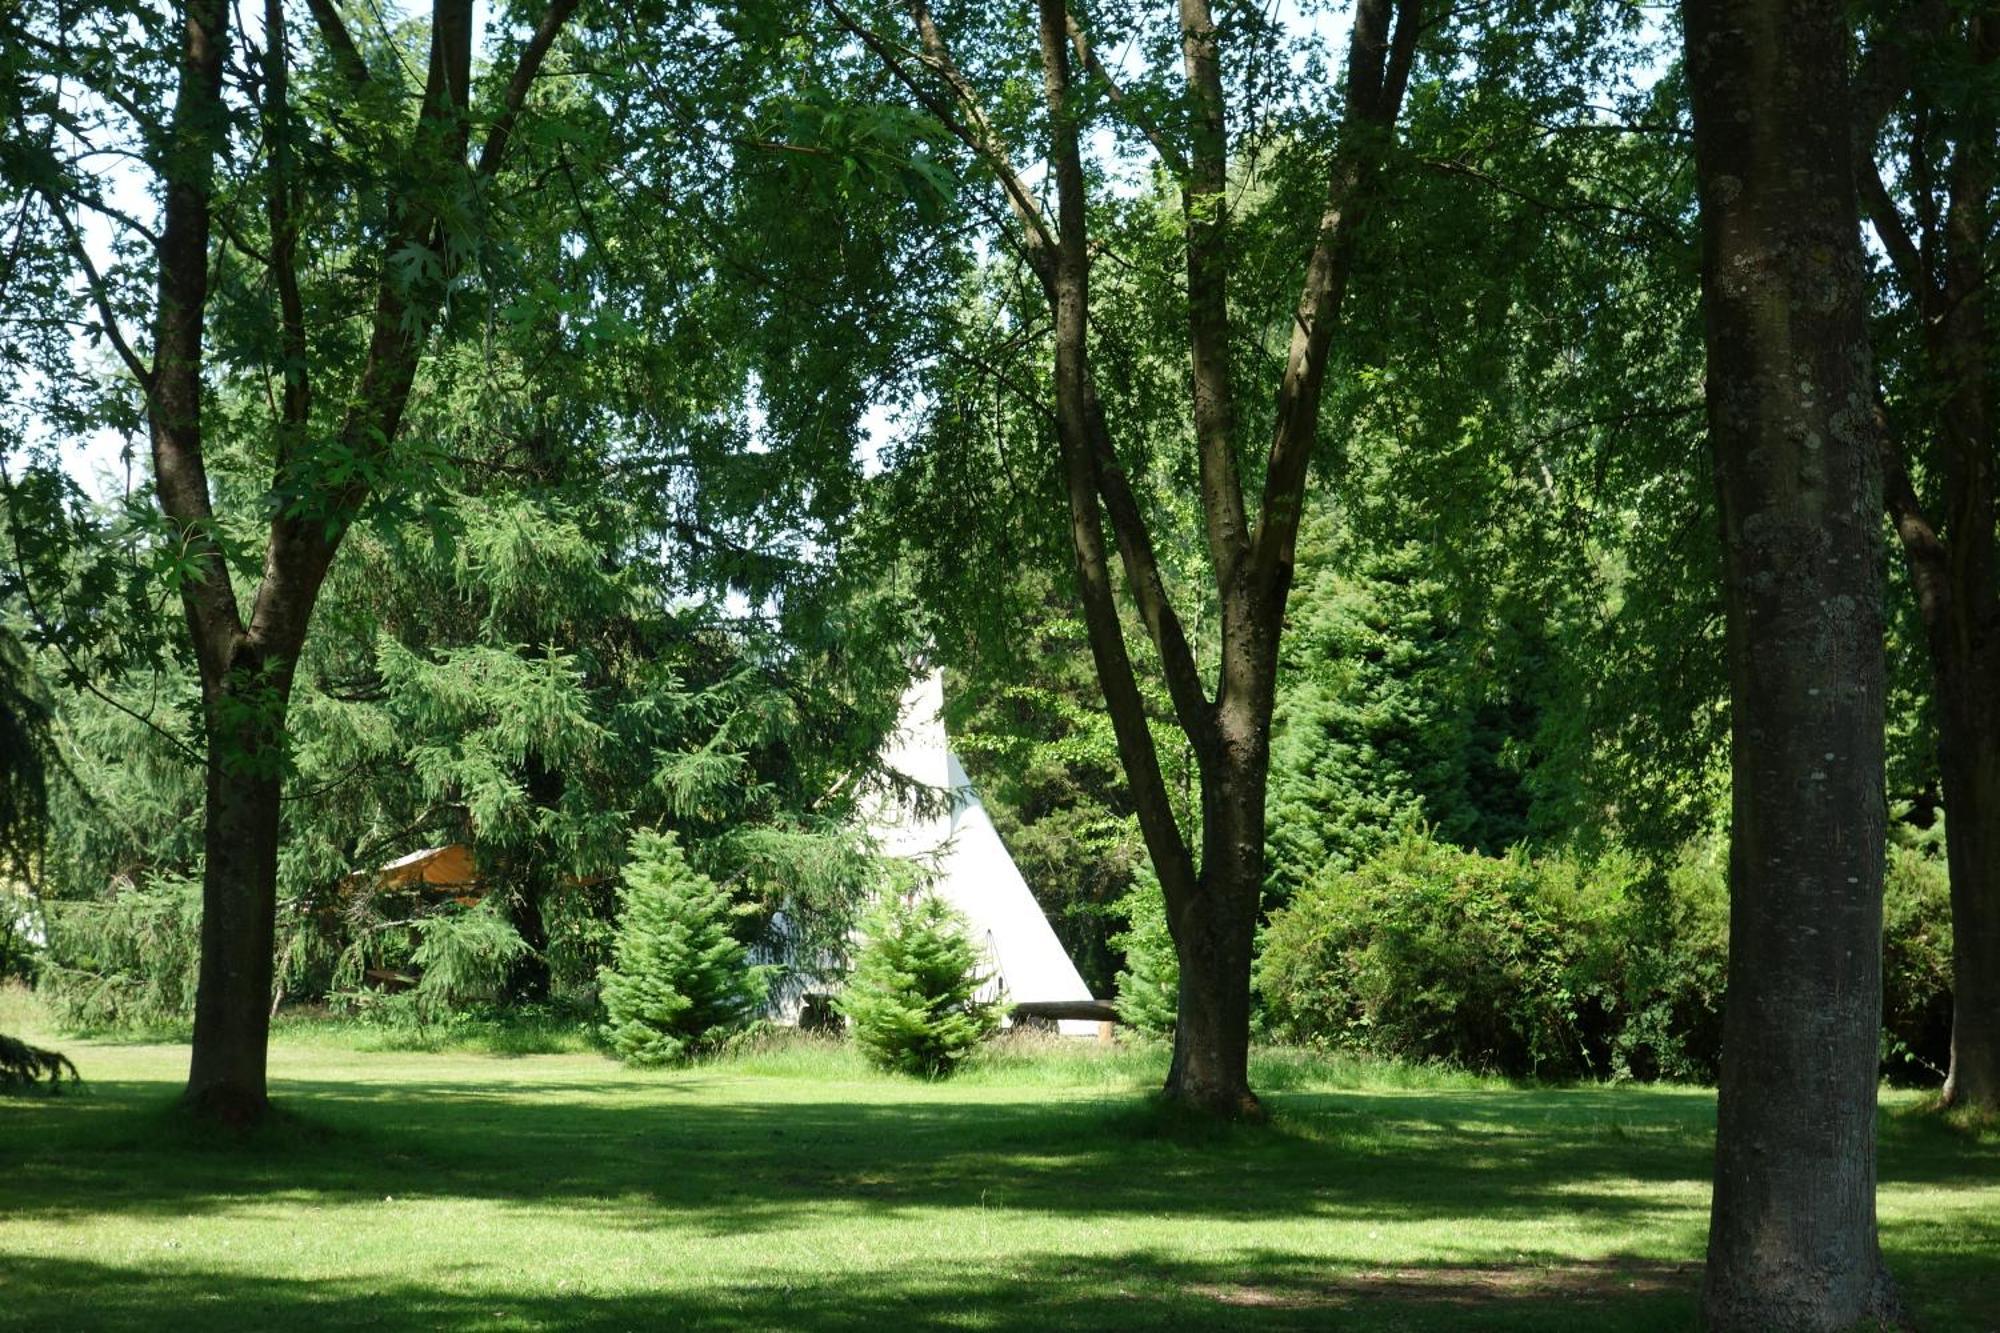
<box><xmin>124</xmin><ymin>0</ymin><xmax>580</xmax><ymax>1122</ymax></box>
<box><xmin>864</xmin><ymin>0</ymin><xmax>1417</xmax><ymax>1117</ymax></box>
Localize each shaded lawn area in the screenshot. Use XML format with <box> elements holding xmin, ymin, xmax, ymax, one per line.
<box><xmin>1</xmin><ymin>1035</ymin><xmax>1993</xmax><ymax>1331</ymax></box>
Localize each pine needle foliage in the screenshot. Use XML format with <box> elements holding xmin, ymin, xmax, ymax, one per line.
<box><xmin>1109</xmin><ymin>869</ymin><xmax>1178</xmax><ymax>1037</ymax></box>
<box><xmin>839</xmin><ymin>892</ymin><xmax>998</xmax><ymax>1078</ymax></box>
<box><xmin>0</xmin><ymin>624</ymin><xmax>52</xmax><ymax>886</ymax></box>
<box><xmin>41</xmin><ymin>873</ymin><xmax>202</xmax><ymax>1030</ymax></box>
<box><xmin>410</xmin><ymin>902</ymin><xmax>531</xmax><ymax>1020</ymax></box>
<box><xmin>0</xmin><ymin>1032</ymin><xmax>77</xmax><ymax>1094</ymax></box>
<box><xmin>599</xmin><ymin>831</ymin><xmax>767</xmax><ymax>1066</ymax></box>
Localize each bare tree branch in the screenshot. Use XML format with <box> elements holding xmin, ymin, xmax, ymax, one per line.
<box><xmin>1177</xmin><ymin>0</ymin><xmax>1250</xmax><ymax>594</ymax></box>
<box><xmin>1861</xmin><ymin>163</ymin><xmax>1927</xmax><ymax>295</ymax></box>
<box><xmin>265</xmin><ymin>0</ymin><xmax>312</xmax><ymax>449</ymax></box>
<box><xmin>1081</xmin><ymin>386</ymin><xmax>1213</xmax><ymax>737</ymax></box>
<box><xmin>823</xmin><ymin>0</ymin><xmax>1059</xmax><ymax>273</ymax></box>
<box><xmin>1035</xmin><ymin>0</ymin><xmax>1200</xmax><ymax>901</ymax></box>
<box><xmin>1248</xmin><ymin>0</ymin><xmax>1421</xmax><ymax>602</ymax></box>
<box><xmin>145</xmin><ymin>0</ymin><xmax>249</xmax><ymax>678</ymax></box>
<box><xmin>476</xmin><ymin>0</ymin><xmax>582</xmax><ymax>179</ymax></box>
<box><xmin>304</xmin><ymin>0</ymin><xmax>373</xmax><ymax>85</ymax></box>
<box><xmin>32</xmin><ymin>185</ymin><xmax>152</xmax><ymax>390</ymax></box>
<box><xmin>1878</xmin><ymin>397</ymin><xmax>1950</xmax><ymax>635</ymax></box>
<box><xmin>1067</xmin><ymin>13</ymin><xmax>1187</xmax><ymax>178</ymax></box>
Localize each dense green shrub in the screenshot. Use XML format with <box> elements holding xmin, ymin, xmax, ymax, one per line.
<box><xmin>1257</xmin><ymin>834</ymin><xmax>1631</xmax><ymax>1078</ymax></box>
<box><xmin>1610</xmin><ymin>838</ymin><xmax>1950</xmax><ymax>1085</ymax></box>
<box><xmin>1109</xmin><ymin>869</ymin><xmax>1178</xmax><ymax>1036</ymax></box>
<box><xmin>1607</xmin><ymin>843</ymin><xmax>1728</xmax><ymax>1082</ymax></box>
<box><xmin>1257</xmin><ymin>830</ymin><xmax>1956</xmax><ymax>1084</ymax></box>
<box><xmin>599</xmin><ymin>831</ymin><xmax>768</xmax><ymax>1066</ymax></box>
<box><xmin>1882</xmin><ymin>844</ymin><xmax>1953</xmax><ymax>1080</ymax></box>
<box><xmin>839</xmin><ymin>892</ymin><xmax>999</xmax><ymax>1077</ymax></box>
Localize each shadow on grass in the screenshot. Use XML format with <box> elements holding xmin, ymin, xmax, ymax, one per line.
<box><xmin>2</xmin><ymin>1078</ymin><xmax>1725</xmax><ymax>1234</ymax></box>
<box><xmin>2</xmin><ymin>1066</ymin><xmax>1992</xmax><ymax>1330</ymax></box>
<box><xmin>0</xmin><ymin>1247</ymin><xmax>1702</xmax><ymax>1332</ymax></box>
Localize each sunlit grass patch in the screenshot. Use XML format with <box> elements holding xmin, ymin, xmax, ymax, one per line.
<box><xmin>1</xmin><ymin>1023</ymin><xmax>1992</xmax><ymax>1331</ymax></box>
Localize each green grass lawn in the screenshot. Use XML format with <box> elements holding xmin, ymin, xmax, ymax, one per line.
<box><xmin>2</xmin><ymin>1021</ymin><xmax>1993</xmax><ymax>1331</ymax></box>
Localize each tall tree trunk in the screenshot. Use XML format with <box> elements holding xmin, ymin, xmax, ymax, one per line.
<box><xmin>1165</xmin><ymin>702</ymin><xmax>1267</xmax><ymax>1117</ymax></box>
<box><xmin>29</xmin><ymin>0</ymin><xmax>579</xmax><ymax>1124</ymax></box>
<box><xmin>1860</xmin><ymin>9</ymin><xmax>1999</xmax><ymax>1114</ymax></box>
<box><xmin>1878</xmin><ymin>478</ymin><xmax>2000</xmax><ymax>1114</ymax></box>
<box><xmin>184</xmin><ymin>663</ymin><xmax>292</xmax><ymax>1123</ymax></box>
<box><xmin>1684</xmin><ymin>0</ymin><xmax>1899</xmax><ymax>1325</ymax></box>
<box><xmin>1931</xmin><ymin>36</ymin><xmax>1998</xmax><ymax>1108</ymax></box>
<box><xmin>1939</xmin><ymin>650</ymin><xmax>2000</xmax><ymax>1108</ymax></box>
<box><xmin>150</xmin><ymin>0</ymin><xmax>569</xmax><ymax>1123</ymax></box>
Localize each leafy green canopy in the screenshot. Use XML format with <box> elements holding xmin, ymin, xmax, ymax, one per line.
<box><xmin>4</xmin><ymin>0</ymin><xmax>933</xmax><ymax>1017</ymax></box>
<box><xmin>1</xmin><ymin>0</ymin><xmax>946</xmax><ymax>1031</ymax></box>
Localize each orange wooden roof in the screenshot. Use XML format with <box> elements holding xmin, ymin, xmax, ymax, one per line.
<box><xmin>372</xmin><ymin>844</ymin><xmax>478</xmax><ymax>891</ymax></box>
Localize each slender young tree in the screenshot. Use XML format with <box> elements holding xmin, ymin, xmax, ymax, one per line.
<box><xmin>1683</xmin><ymin>0</ymin><xmax>1899</xmax><ymax>1323</ymax></box>
<box><xmin>1855</xmin><ymin>6</ymin><xmax>2000</xmax><ymax>1113</ymax></box>
<box><xmin>35</xmin><ymin>0</ymin><xmax>577</xmax><ymax>1122</ymax></box>
<box><xmin>832</xmin><ymin>0</ymin><xmax>1421</xmax><ymax>1117</ymax></box>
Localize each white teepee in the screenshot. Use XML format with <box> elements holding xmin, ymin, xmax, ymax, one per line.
<box><xmin>868</xmin><ymin>669</ymin><xmax>1101</xmax><ymax>1037</ymax></box>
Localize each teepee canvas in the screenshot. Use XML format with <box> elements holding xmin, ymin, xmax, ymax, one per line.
<box><xmin>867</xmin><ymin>669</ymin><xmax>1102</xmax><ymax>1037</ymax></box>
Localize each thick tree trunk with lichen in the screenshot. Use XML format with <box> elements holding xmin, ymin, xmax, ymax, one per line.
<box><xmin>1684</xmin><ymin>0</ymin><xmax>1899</xmax><ymax>1325</ymax></box>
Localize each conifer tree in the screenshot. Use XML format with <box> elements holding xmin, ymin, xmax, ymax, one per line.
<box><xmin>839</xmin><ymin>892</ymin><xmax>998</xmax><ymax>1077</ymax></box>
<box><xmin>1266</xmin><ymin>526</ymin><xmax>1558</xmax><ymax>901</ymax></box>
<box><xmin>599</xmin><ymin>832</ymin><xmax>766</xmax><ymax>1066</ymax></box>
<box><xmin>1110</xmin><ymin>870</ymin><xmax>1179</xmax><ymax>1038</ymax></box>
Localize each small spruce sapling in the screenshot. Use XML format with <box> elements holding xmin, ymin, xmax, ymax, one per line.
<box><xmin>1110</xmin><ymin>867</ymin><xmax>1178</xmax><ymax>1037</ymax></box>
<box><xmin>599</xmin><ymin>831</ymin><xmax>768</xmax><ymax>1065</ymax></box>
<box><xmin>839</xmin><ymin>891</ymin><xmax>999</xmax><ymax>1077</ymax></box>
